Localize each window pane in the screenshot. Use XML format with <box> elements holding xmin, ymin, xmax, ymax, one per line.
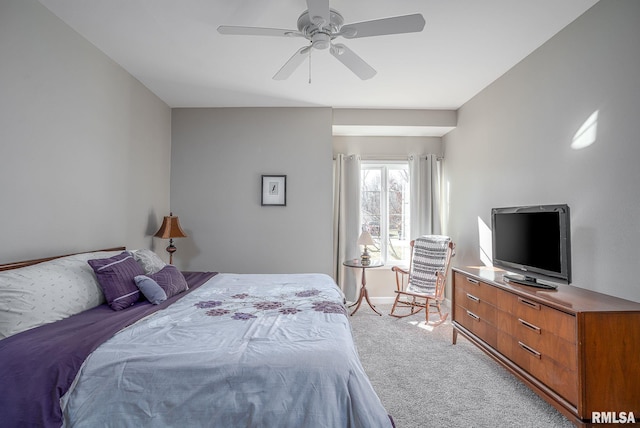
<box><xmin>361</xmin><ymin>168</ymin><xmax>381</xmax><ymax>262</ymax></box>
<box><xmin>388</xmin><ymin>167</ymin><xmax>410</xmax><ymax>262</ymax></box>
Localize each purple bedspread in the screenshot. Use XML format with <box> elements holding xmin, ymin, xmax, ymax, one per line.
<box><xmin>0</xmin><ymin>271</ymin><xmax>217</xmax><ymax>428</ymax></box>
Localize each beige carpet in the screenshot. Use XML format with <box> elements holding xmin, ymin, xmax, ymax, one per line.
<box><xmin>348</xmin><ymin>303</ymin><xmax>574</xmax><ymax>428</ymax></box>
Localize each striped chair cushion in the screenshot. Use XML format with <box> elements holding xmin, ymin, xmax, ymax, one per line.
<box><xmin>406</xmin><ymin>235</ymin><xmax>451</xmax><ymax>295</ymax></box>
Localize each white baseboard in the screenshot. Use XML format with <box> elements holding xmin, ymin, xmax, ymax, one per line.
<box><xmin>360</xmin><ymin>296</ymin><xmax>452</xmax><ymax>307</ymax></box>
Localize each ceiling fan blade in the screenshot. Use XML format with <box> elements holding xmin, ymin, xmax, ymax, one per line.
<box><xmin>217</xmin><ymin>25</ymin><xmax>303</xmax><ymax>38</ymax></box>
<box><xmin>273</xmin><ymin>46</ymin><xmax>311</xmax><ymax>80</ymax></box>
<box><xmin>306</xmin><ymin>0</ymin><xmax>330</xmax><ymax>27</ymax></box>
<box><xmin>340</xmin><ymin>14</ymin><xmax>425</xmax><ymax>39</ymax></box>
<box><xmin>330</xmin><ymin>43</ymin><xmax>376</xmax><ymax>80</ymax></box>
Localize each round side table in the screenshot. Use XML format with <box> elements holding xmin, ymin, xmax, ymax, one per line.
<box><xmin>343</xmin><ymin>260</ymin><xmax>384</xmax><ymax>316</ymax></box>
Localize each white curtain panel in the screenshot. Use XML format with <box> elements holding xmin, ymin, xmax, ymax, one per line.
<box><xmin>332</xmin><ymin>154</ymin><xmax>360</xmax><ymax>301</ymax></box>
<box><xmin>409</xmin><ymin>154</ymin><xmax>443</xmax><ymax>238</ymax></box>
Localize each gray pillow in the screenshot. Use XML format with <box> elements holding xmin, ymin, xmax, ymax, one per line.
<box><xmin>132</xmin><ymin>249</ymin><xmax>166</xmax><ymax>275</ymax></box>
<box><xmin>134</xmin><ymin>275</ymin><xmax>167</xmax><ymax>305</ymax></box>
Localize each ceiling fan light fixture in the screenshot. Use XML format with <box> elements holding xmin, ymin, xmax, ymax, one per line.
<box><xmin>312</xmin><ymin>33</ymin><xmax>331</xmax><ymax>50</ymax></box>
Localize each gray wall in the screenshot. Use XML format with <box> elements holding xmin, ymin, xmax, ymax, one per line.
<box><xmin>444</xmin><ymin>0</ymin><xmax>640</xmax><ymax>302</ymax></box>
<box><xmin>333</xmin><ymin>136</ymin><xmax>442</xmax><ymax>158</ymax></box>
<box><xmin>6</xmin><ymin>0</ymin><xmax>639</xmax><ymax>305</ymax></box>
<box><xmin>0</xmin><ymin>0</ymin><xmax>172</xmax><ymax>263</ymax></box>
<box><xmin>170</xmin><ymin>107</ymin><xmax>334</xmax><ymax>274</ymax></box>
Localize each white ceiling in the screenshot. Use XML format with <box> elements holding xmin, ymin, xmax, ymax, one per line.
<box><xmin>39</xmin><ymin>0</ymin><xmax>598</xmax><ymax>111</ymax></box>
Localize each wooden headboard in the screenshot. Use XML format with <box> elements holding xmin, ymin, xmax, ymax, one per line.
<box><xmin>0</xmin><ymin>247</ymin><xmax>126</xmax><ymax>272</ymax></box>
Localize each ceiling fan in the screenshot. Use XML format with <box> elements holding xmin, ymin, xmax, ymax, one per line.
<box><xmin>217</xmin><ymin>0</ymin><xmax>425</xmax><ymax>80</ymax></box>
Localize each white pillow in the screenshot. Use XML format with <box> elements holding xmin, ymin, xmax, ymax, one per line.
<box><xmin>0</xmin><ymin>250</ymin><xmax>120</xmax><ymax>339</ymax></box>
<box><xmin>132</xmin><ymin>249</ymin><xmax>166</xmax><ymax>275</ymax></box>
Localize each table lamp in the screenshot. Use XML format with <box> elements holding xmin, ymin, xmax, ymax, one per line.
<box><xmin>357</xmin><ymin>230</ymin><xmax>375</xmax><ymax>266</ymax></box>
<box><xmin>154</xmin><ymin>212</ymin><xmax>187</xmax><ymax>264</ymax></box>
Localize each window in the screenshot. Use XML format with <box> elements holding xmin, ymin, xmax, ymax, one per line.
<box><xmin>360</xmin><ymin>162</ymin><xmax>411</xmax><ymax>265</ymax></box>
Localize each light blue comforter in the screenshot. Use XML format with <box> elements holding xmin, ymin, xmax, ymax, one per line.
<box><xmin>61</xmin><ymin>273</ymin><xmax>392</xmax><ymax>428</ymax></box>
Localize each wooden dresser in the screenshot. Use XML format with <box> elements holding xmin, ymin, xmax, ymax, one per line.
<box><xmin>452</xmin><ymin>266</ymin><xmax>640</xmax><ymax>427</ymax></box>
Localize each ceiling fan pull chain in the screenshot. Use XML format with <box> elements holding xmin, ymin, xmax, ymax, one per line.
<box><xmin>308</xmin><ymin>47</ymin><xmax>312</xmax><ymax>84</ymax></box>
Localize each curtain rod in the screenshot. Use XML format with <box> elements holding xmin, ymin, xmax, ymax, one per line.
<box><xmin>333</xmin><ymin>154</ymin><xmax>444</xmax><ymax>161</ymax></box>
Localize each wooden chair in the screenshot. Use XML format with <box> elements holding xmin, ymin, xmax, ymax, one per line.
<box><xmin>389</xmin><ymin>235</ymin><xmax>455</xmax><ymax>326</ymax></box>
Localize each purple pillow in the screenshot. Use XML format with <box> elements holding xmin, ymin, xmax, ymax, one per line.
<box><xmin>148</xmin><ymin>265</ymin><xmax>188</xmax><ymax>298</ymax></box>
<box><xmin>88</xmin><ymin>252</ymin><xmax>145</xmax><ymax>310</ymax></box>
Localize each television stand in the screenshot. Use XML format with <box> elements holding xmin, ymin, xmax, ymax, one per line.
<box><xmin>502</xmin><ymin>274</ymin><xmax>558</xmax><ymax>289</ymax></box>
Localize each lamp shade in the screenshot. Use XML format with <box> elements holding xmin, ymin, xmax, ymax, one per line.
<box><xmin>154</xmin><ymin>213</ymin><xmax>188</xmax><ymax>239</ymax></box>
<box><xmin>357</xmin><ymin>230</ymin><xmax>375</xmax><ymax>246</ymax></box>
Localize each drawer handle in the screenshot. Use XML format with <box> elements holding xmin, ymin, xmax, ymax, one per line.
<box><xmin>518</xmin><ymin>297</ymin><xmax>540</xmax><ymax>310</ymax></box>
<box><xmin>466</xmin><ymin>293</ymin><xmax>480</xmax><ymax>303</ymax></box>
<box><xmin>518</xmin><ymin>318</ymin><xmax>541</xmax><ymax>334</ymax></box>
<box><xmin>466</xmin><ymin>310</ymin><xmax>480</xmax><ymax>321</ymax></box>
<box><xmin>466</xmin><ymin>277</ymin><xmax>479</xmax><ymax>285</ymax></box>
<box><xmin>518</xmin><ymin>341</ymin><xmax>541</xmax><ymax>359</ymax></box>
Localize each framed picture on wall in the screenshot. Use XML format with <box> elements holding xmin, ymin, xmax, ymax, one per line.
<box><xmin>261</xmin><ymin>175</ymin><xmax>286</xmax><ymax>206</ymax></box>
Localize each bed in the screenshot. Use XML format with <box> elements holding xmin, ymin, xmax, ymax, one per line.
<box><xmin>0</xmin><ymin>248</ymin><xmax>393</xmax><ymax>428</ymax></box>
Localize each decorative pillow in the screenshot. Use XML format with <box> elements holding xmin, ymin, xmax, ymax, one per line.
<box><xmin>0</xmin><ymin>250</ymin><xmax>121</xmax><ymax>339</ymax></box>
<box><xmin>148</xmin><ymin>265</ymin><xmax>188</xmax><ymax>298</ymax></box>
<box><xmin>88</xmin><ymin>252</ymin><xmax>144</xmax><ymax>311</ymax></box>
<box><xmin>132</xmin><ymin>249</ymin><xmax>166</xmax><ymax>275</ymax></box>
<box><xmin>134</xmin><ymin>275</ymin><xmax>167</xmax><ymax>305</ymax></box>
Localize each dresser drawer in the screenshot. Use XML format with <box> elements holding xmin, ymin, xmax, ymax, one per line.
<box><xmin>454</xmin><ymin>272</ymin><xmax>498</xmax><ymax>306</ymax></box>
<box><xmin>454</xmin><ymin>304</ymin><xmax>498</xmax><ymax>348</ymax></box>
<box><xmin>498</xmin><ymin>330</ymin><xmax>578</xmax><ymax>406</ymax></box>
<box><xmin>497</xmin><ymin>291</ymin><xmax>576</xmax><ymax>343</ymax></box>
<box><xmin>496</xmin><ymin>312</ymin><xmax>577</xmax><ymax>369</ymax></box>
<box><xmin>454</xmin><ymin>285</ymin><xmax>497</xmax><ymax>326</ymax></box>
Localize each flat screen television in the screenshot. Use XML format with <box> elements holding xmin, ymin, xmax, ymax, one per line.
<box><xmin>491</xmin><ymin>204</ymin><xmax>571</xmax><ymax>288</ymax></box>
